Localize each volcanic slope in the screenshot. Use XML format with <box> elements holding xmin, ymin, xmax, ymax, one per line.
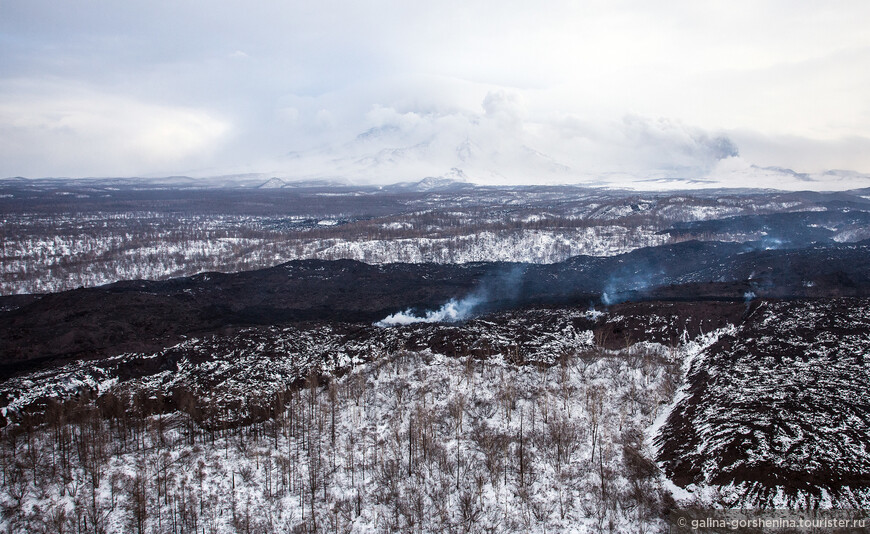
<box><xmin>656</xmin><ymin>297</ymin><xmax>870</xmax><ymax>507</ymax></box>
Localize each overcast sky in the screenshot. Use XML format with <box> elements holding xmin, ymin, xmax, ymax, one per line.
<box><xmin>1</xmin><ymin>1</ymin><xmax>869</xmax><ymax>183</ymax></box>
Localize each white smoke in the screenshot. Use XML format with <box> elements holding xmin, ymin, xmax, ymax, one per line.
<box><xmin>744</xmin><ymin>290</ymin><xmax>757</xmax><ymax>311</ymax></box>
<box><xmin>375</xmin><ymin>295</ymin><xmax>483</xmax><ymax>327</ymax></box>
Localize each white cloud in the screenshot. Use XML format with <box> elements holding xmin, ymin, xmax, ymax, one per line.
<box><xmin>481</xmin><ymin>90</ymin><xmax>525</xmax><ymax>127</ymax></box>
<box><xmin>315</xmin><ymin>109</ymin><xmax>336</xmax><ymax>130</ymax></box>
<box><xmin>728</xmin><ymin>131</ymin><xmax>870</xmax><ymax>174</ymax></box>
<box><xmin>1</xmin><ymin>1</ymin><xmax>869</xmax><ymax>179</ymax></box>
<box><xmin>0</xmin><ymin>82</ymin><xmax>229</xmax><ymax>177</ymax></box>
<box><xmin>260</xmin><ymin>86</ymin><xmax>743</xmax><ymax>185</ymax></box>
<box><xmin>277</xmin><ymin>106</ymin><xmax>299</xmax><ymax>123</ymax></box>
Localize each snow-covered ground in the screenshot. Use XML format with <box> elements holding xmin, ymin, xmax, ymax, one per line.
<box><xmin>0</xmin><ymin>340</ymin><xmax>688</xmax><ymax>533</ymax></box>
<box><xmin>292</xmin><ymin>227</ymin><xmax>669</xmax><ymax>265</ymax></box>
<box><xmin>4</xmin><ymin>182</ymin><xmax>851</xmax><ymax>295</ymax></box>
<box><xmin>3</xmin><ymin>298</ymin><xmax>869</xmax><ymax>531</ymax></box>
<box><xmin>0</xmin><ymin>225</ymin><xmax>670</xmax><ymax>294</ymax></box>
<box><xmin>655</xmin><ymin>299</ymin><xmax>870</xmax><ymax>509</ymax></box>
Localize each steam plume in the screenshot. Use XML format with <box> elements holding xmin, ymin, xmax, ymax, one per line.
<box><xmin>375</xmin><ymin>295</ymin><xmax>484</xmax><ymax>327</ymax></box>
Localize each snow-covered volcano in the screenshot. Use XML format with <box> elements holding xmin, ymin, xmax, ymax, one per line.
<box><xmin>265</xmin><ymin>93</ymin><xmax>870</xmax><ymax>190</ymax></box>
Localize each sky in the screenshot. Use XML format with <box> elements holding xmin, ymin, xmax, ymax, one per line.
<box><xmin>1</xmin><ymin>1</ymin><xmax>869</xmax><ymax>186</ymax></box>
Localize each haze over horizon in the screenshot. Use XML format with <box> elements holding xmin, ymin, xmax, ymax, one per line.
<box><xmin>1</xmin><ymin>1</ymin><xmax>869</xmax><ymax>188</ymax></box>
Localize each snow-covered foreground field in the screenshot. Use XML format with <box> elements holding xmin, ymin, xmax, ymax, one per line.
<box><xmin>1</xmin><ymin>339</ymin><xmax>701</xmax><ymax>533</ymax></box>
<box><xmin>3</xmin><ymin>298</ymin><xmax>870</xmax><ymax>532</ymax></box>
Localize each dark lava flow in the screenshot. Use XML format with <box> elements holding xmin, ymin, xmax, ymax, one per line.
<box><xmin>2</xmin><ymin>240</ymin><xmax>870</xmax><ymax>376</ymax></box>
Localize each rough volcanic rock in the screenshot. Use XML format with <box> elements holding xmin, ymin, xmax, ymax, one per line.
<box><xmin>656</xmin><ymin>298</ymin><xmax>870</xmax><ymax>507</ymax></box>
<box><xmin>3</xmin><ymin>241</ymin><xmax>870</xmax><ymax>376</ymax></box>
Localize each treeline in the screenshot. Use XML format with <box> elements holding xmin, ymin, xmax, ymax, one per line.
<box><xmin>1</xmin><ymin>208</ymin><xmax>677</xmax><ymax>295</ymax></box>
<box><xmin>3</xmin><ymin>187</ymin><xmax>808</xmax><ymax>295</ymax></box>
